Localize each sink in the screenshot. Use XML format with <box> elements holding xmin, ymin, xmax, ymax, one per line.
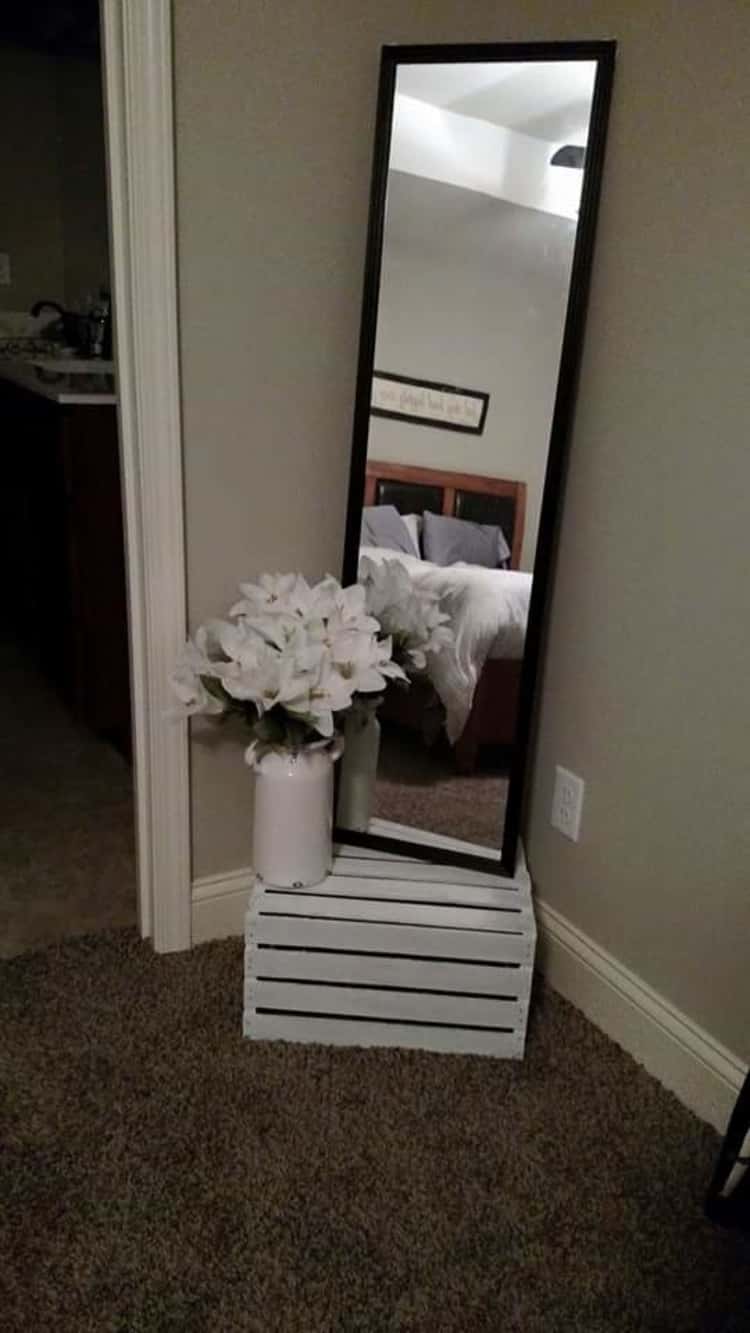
<box><xmin>30</xmin><ymin>357</ymin><xmax>115</xmax><ymax>374</ymax></box>
<box><xmin>0</xmin><ymin>356</ymin><xmax>117</xmax><ymax>404</ymax></box>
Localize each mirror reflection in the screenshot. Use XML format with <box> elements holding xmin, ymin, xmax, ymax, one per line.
<box><xmin>338</xmin><ymin>57</ymin><xmax>597</xmax><ymax>855</ymax></box>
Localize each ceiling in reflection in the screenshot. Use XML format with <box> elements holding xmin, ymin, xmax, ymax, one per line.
<box><xmin>391</xmin><ymin>61</ymin><xmax>597</xmax><ymax>221</ymax></box>
<box><xmin>395</xmin><ymin>61</ymin><xmax>596</xmax><ymax>143</ymax></box>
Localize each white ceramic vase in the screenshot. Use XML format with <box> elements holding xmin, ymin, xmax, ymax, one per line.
<box><xmin>251</xmin><ymin>744</ymin><xmax>342</xmax><ymax>888</ymax></box>
<box><xmin>336</xmin><ymin>701</ymin><xmax>381</xmax><ymax>833</ymax></box>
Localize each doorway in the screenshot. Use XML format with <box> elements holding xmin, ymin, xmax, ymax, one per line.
<box><xmin>0</xmin><ymin>1</ymin><xmax>136</xmax><ymax>955</ymax></box>
<box><xmin>1</xmin><ymin>0</ymin><xmax>191</xmax><ymax>955</ymax></box>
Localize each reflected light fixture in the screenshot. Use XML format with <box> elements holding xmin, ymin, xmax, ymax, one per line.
<box><xmin>550</xmin><ymin>144</ymin><xmax>586</xmax><ymax>169</ymax></box>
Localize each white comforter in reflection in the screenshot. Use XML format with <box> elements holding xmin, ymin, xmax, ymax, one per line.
<box><xmin>359</xmin><ymin>545</ymin><xmax>532</xmax><ymax>743</ymax></box>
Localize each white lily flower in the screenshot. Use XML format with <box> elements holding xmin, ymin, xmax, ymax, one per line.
<box><xmin>307</xmin><ymin>604</ymin><xmax>380</xmax><ymax>651</ymax></box>
<box><xmin>307</xmin><ymin>575</ymin><xmax>340</xmax><ymax>619</ymax></box>
<box><xmin>359</xmin><ymin>556</ymin><xmax>454</xmax><ymax>679</ymax></box>
<box><xmin>284</xmin><ymin>652</ymin><xmax>356</xmax><ymax>737</ymax></box>
<box><xmin>239</xmin><ymin>611</ymin><xmax>309</xmax><ymax>653</ymax></box>
<box><xmin>333</xmin><ymin>581</ymin><xmax>372</xmax><ymax>625</ymax></box>
<box><xmin>331</xmin><ymin>629</ymin><xmax>407</xmax><ymax>693</ymax></box>
<box><xmin>220</xmin><ymin>636</ymin><xmax>308</xmax><ymax>715</ymax></box>
<box><xmin>169</xmin><ymin>626</ymin><xmax>230</xmax><ymax>715</ymax></box>
<box><xmin>231</xmin><ymin>572</ymin><xmax>315</xmax><ymax>620</ymax></box>
<box><xmin>170</xmin><ymin>657</ymin><xmax>225</xmax><ymax>716</ymax></box>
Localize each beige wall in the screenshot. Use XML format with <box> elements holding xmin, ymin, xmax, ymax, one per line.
<box><xmin>0</xmin><ymin>45</ymin><xmax>65</xmax><ymax>313</ymax></box>
<box><xmin>174</xmin><ymin>1</ymin><xmax>750</xmax><ymax>1060</ymax></box>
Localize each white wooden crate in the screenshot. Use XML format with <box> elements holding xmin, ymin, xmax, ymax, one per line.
<box><xmin>243</xmin><ymin>822</ymin><xmax>536</xmax><ymax>1059</ymax></box>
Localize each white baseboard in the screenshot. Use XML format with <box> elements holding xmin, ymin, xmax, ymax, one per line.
<box><xmin>191</xmin><ymin>867</ymin><xmax>252</xmax><ymax>945</ymax></box>
<box><xmin>190</xmin><ymin>868</ymin><xmax>746</xmax><ymax>1133</ymax></box>
<box><xmin>536</xmin><ymin>899</ymin><xmax>746</xmax><ymax>1133</ymax></box>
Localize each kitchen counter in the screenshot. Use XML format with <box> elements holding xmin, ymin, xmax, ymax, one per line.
<box><xmin>0</xmin><ymin>357</ymin><xmax>117</xmax><ymax>405</ymax></box>
<box><xmin>1</xmin><ymin>367</ymin><xmax>130</xmax><ymax>747</ymax></box>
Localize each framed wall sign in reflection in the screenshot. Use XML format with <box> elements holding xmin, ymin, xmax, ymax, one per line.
<box><xmin>371</xmin><ymin>371</ymin><xmax>490</xmax><ymax>434</ymax></box>
<box><xmin>339</xmin><ymin>41</ymin><xmax>616</xmax><ymax>878</ymax></box>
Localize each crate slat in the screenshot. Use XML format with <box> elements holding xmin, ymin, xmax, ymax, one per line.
<box><xmin>247</xmin><ymin>978</ymin><xmax>522</xmax><ymax>1028</ymax></box>
<box><xmin>250</xmin><ymin>912</ymin><xmax>534</xmax><ymax>965</ymax></box>
<box><xmin>256</xmin><ymin>890</ymin><xmax>529</xmax><ymax>934</ymax></box>
<box><xmin>245</xmin><ymin>1010</ymin><xmax>525</xmax><ymax>1058</ymax></box>
<box><xmin>247</xmin><ymin>945</ymin><xmax>532</xmax><ymax>998</ymax></box>
<box><xmin>276</xmin><ymin>875</ymin><xmax>523</xmax><ymax>910</ymax></box>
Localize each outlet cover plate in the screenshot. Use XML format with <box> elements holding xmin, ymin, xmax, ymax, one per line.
<box><xmin>551</xmin><ymin>765</ymin><xmax>585</xmax><ymax>842</ymax></box>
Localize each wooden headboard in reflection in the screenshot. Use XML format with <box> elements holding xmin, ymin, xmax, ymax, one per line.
<box><xmin>364</xmin><ymin>460</ymin><xmax>526</xmax><ymax>571</ymax></box>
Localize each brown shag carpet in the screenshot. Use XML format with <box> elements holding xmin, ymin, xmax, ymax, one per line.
<box><xmin>0</xmin><ymin>637</ymin><xmax>136</xmax><ymax>957</ymax></box>
<box><xmin>2</xmin><ymin>930</ymin><xmax>749</xmax><ymax>1332</ymax></box>
<box><xmin>372</xmin><ymin>725</ymin><xmax>508</xmax><ymax>849</ymax></box>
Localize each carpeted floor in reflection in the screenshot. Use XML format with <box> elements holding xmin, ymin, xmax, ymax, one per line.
<box><xmin>372</xmin><ymin>724</ymin><xmax>508</xmax><ymax>848</ymax></box>
<box><xmin>2</xmin><ymin>928</ymin><xmax>749</xmax><ymax>1332</ymax></box>
<box><xmin>0</xmin><ymin>637</ymin><xmax>136</xmax><ymax>957</ymax></box>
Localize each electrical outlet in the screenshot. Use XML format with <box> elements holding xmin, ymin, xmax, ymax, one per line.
<box><xmin>551</xmin><ymin>765</ymin><xmax>585</xmax><ymax>842</ymax></box>
<box><xmin>0</xmin><ymin>253</ymin><xmax>10</xmax><ymax>286</ymax></box>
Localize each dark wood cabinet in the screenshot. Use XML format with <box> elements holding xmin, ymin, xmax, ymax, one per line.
<box><xmin>1</xmin><ymin>378</ymin><xmax>131</xmax><ymax>751</ymax></box>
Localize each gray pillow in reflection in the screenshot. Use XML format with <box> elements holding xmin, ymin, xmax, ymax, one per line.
<box><xmin>360</xmin><ymin>505</ymin><xmax>419</xmax><ymax>556</ymax></box>
<box><xmin>422</xmin><ymin>510</ymin><xmax>511</xmax><ymax>569</ymax></box>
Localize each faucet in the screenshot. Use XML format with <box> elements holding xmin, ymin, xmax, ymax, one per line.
<box><xmin>89</xmin><ymin>294</ymin><xmax>112</xmax><ymax>360</ymax></box>
<box><xmin>30</xmin><ymin>297</ymin><xmax>111</xmax><ymax>359</ymax></box>
<box><xmin>30</xmin><ymin>300</ymin><xmax>66</xmax><ymax>319</ymax></box>
<box><xmin>30</xmin><ymin>299</ymin><xmax>78</xmax><ymax>353</ymax></box>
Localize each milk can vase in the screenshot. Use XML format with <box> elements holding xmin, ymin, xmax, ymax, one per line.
<box><xmin>250</xmin><ymin>743</ymin><xmax>342</xmax><ymax>888</ymax></box>
<box><xmin>336</xmin><ymin>699</ymin><xmax>381</xmax><ymax>833</ymax></box>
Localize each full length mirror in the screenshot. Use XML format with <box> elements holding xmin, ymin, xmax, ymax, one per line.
<box><xmin>337</xmin><ymin>42</ymin><xmax>614</xmax><ymax>876</ymax></box>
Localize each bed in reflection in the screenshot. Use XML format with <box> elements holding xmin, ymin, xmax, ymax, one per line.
<box><xmin>360</xmin><ymin>460</ymin><xmax>532</xmax><ymax>776</ymax></box>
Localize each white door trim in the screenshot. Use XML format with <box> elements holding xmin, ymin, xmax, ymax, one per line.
<box><xmin>101</xmin><ymin>0</ymin><xmax>191</xmax><ymax>951</ymax></box>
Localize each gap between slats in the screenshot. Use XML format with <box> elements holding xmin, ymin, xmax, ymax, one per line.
<box><xmin>246</xmin><ymin>1012</ymin><xmax>524</xmax><ymax>1058</ymax></box>
<box><xmin>253</xmin><ymin>975</ymin><xmax>521</xmax><ymax>1001</ymax></box>
<box><xmin>253</xmin><ymin>1008</ymin><xmax>516</xmax><ymax>1034</ymax></box>
<box><xmin>251</xmin><ymin>943</ymin><xmax>526</xmax><ymax>971</ymax></box>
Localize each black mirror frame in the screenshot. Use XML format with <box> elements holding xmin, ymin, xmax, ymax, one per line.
<box><xmin>336</xmin><ymin>40</ymin><xmax>616</xmax><ymax>878</ymax></box>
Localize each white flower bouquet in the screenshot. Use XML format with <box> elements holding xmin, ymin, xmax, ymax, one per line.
<box><xmin>358</xmin><ymin>555</ymin><xmax>453</xmax><ymax>678</ymax></box>
<box><xmin>171</xmin><ymin>573</ymin><xmax>408</xmax><ymax>762</ymax></box>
